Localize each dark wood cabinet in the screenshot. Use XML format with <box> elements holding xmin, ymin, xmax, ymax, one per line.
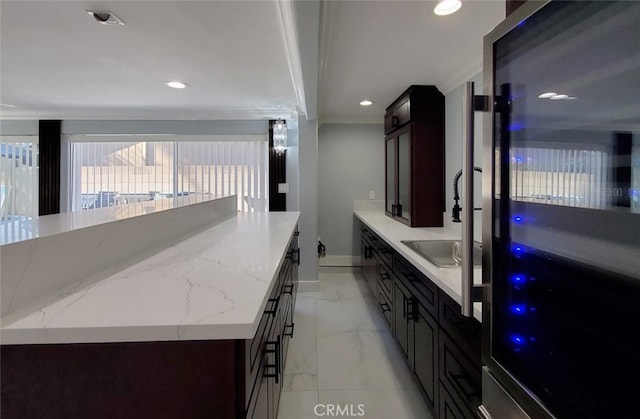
<box><xmin>360</xmin><ymin>226</ymin><xmax>378</xmax><ymax>293</ymax></box>
<box><xmin>359</xmin><ymin>231</ymin><xmax>482</xmax><ymax>419</ymax></box>
<box><xmin>249</xmin><ymin>227</ymin><xmax>299</xmax><ymax>419</ymax></box>
<box><xmin>384</xmin><ymin>85</ymin><xmax>445</xmax><ymax>227</ymax></box>
<box><xmin>393</xmin><ymin>264</ymin><xmax>438</xmax><ymax>414</ymax></box>
<box><xmin>392</xmin><ymin>276</ymin><xmax>411</xmax><ymax>359</ymax></box>
<box><xmin>413</xmin><ymin>299</ymin><xmax>438</xmax><ymax>410</ymax></box>
<box><xmin>439</xmin><ymin>382</ymin><xmax>470</xmax><ymax>419</ymax></box>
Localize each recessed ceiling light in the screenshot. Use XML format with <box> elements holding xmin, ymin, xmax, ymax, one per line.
<box><xmin>538</xmin><ymin>92</ymin><xmax>557</xmax><ymax>99</ymax></box>
<box><xmin>360</xmin><ymin>100</ymin><xmax>374</xmax><ymax>106</ymax></box>
<box><xmin>165</xmin><ymin>81</ymin><xmax>188</xmax><ymax>89</ymax></box>
<box><xmin>550</xmin><ymin>94</ymin><xmax>569</xmax><ymax>100</ymax></box>
<box><xmin>434</xmin><ymin>0</ymin><xmax>462</xmax><ymax>16</ymax></box>
<box><xmin>86</xmin><ymin>11</ymin><xmax>125</xmax><ymax>25</ymax></box>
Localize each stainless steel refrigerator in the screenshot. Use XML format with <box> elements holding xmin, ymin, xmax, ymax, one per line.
<box><xmin>461</xmin><ymin>1</ymin><xmax>640</xmax><ymax>418</ymax></box>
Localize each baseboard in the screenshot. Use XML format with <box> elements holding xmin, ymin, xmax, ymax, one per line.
<box><xmin>319</xmin><ymin>255</ymin><xmax>360</xmax><ymax>267</ymax></box>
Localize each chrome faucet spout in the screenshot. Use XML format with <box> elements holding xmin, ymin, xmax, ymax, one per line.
<box><xmin>452</xmin><ymin>167</ymin><xmax>482</xmax><ymax>222</ymax></box>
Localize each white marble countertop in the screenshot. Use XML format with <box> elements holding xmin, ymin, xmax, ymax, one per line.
<box><xmin>1</xmin><ymin>211</ymin><xmax>301</xmax><ymax>345</ymax></box>
<box><xmin>354</xmin><ymin>209</ymin><xmax>482</xmax><ymax>321</ymax></box>
<box><xmin>0</xmin><ymin>194</ymin><xmax>229</xmax><ymax>246</ymax></box>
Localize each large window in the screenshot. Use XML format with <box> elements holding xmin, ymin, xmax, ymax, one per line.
<box><xmin>0</xmin><ymin>136</ymin><xmax>38</xmax><ymax>222</ymax></box>
<box><xmin>68</xmin><ymin>135</ymin><xmax>268</xmax><ymax>212</ymax></box>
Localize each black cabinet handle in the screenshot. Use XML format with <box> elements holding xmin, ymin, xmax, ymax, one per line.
<box><xmin>402</xmin><ymin>295</ymin><xmax>417</xmax><ymax>321</ymax></box>
<box><xmin>264</xmin><ymin>336</ymin><xmax>281</xmax><ymax>383</ymax></box>
<box><xmin>284</xmin><ymin>322</ymin><xmax>295</xmax><ymax>337</ymax></box>
<box><xmin>407</xmin><ymin>297</ymin><xmax>417</xmax><ymax>322</ymax></box>
<box><xmin>283</xmin><ymin>284</ymin><xmax>294</xmax><ymax>295</ymax></box>
<box><xmin>402</xmin><ymin>296</ymin><xmax>408</xmax><ymax>319</ymax></box>
<box><xmin>294</xmin><ymin>231</ymin><xmax>300</xmax><ymax>237</ymax></box>
<box><xmin>365</xmin><ymin>245</ymin><xmax>373</xmax><ymax>259</ymax></box>
<box><xmin>264</xmin><ymin>296</ymin><xmax>280</xmax><ymax>318</ymax></box>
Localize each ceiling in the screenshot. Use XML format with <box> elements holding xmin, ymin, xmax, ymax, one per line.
<box><xmin>0</xmin><ymin>0</ymin><xmax>505</xmax><ymax>122</ymax></box>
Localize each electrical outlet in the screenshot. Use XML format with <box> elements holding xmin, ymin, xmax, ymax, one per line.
<box><xmin>278</xmin><ymin>183</ymin><xmax>289</xmax><ymax>193</ymax></box>
<box><xmin>369</xmin><ymin>190</ymin><xmax>376</xmax><ymax>200</ymax></box>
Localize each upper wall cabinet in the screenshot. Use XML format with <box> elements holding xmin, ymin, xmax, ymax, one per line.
<box><xmin>384</xmin><ymin>85</ymin><xmax>445</xmax><ymax>227</ymax></box>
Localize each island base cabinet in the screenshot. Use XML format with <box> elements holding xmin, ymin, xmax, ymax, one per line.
<box><xmin>1</xmin><ymin>340</ymin><xmax>242</xmax><ymax>419</ymax></box>
<box><xmin>1</xmin><ymin>226</ymin><xmax>300</xmax><ymax>419</ymax></box>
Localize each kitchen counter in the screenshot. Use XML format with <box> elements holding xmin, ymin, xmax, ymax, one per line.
<box><xmin>1</xmin><ymin>211</ymin><xmax>301</xmax><ymax>345</ymax></box>
<box><xmin>354</xmin><ymin>209</ymin><xmax>482</xmax><ymax>321</ymax></box>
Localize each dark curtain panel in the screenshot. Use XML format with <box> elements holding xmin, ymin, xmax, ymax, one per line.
<box><xmin>38</xmin><ymin>120</ymin><xmax>61</xmax><ymax>216</ymax></box>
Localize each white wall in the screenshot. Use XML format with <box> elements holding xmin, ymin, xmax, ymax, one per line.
<box><xmin>298</xmin><ymin>117</ymin><xmax>319</xmax><ymax>287</ymax></box>
<box><xmin>62</xmin><ymin>120</ymin><xmax>268</xmax><ymax>135</ymax></box>
<box><xmin>318</xmin><ymin>123</ymin><xmax>384</xmax><ymax>264</ymax></box>
<box><xmin>0</xmin><ymin>120</ymin><xmax>39</xmax><ymax>136</ymax></box>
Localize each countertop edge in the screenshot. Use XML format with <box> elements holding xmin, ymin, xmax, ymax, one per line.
<box><xmin>1</xmin><ymin>211</ymin><xmax>301</xmax><ymax>345</ymax></box>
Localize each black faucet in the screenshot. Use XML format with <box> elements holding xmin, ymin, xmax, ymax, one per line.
<box><xmin>452</xmin><ymin>167</ymin><xmax>482</xmax><ymax>223</ymax></box>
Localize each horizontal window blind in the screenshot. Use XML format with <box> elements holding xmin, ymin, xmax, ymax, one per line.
<box><xmin>510</xmin><ymin>147</ymin><xmax>608</xmax><ymax>209</ymax></box>
<box><xmin>69</xmin><ymin>137</ymin><xmax>268</xmax><ymax>213</ymax></box>
<box><xmin>0</xmin><ymin>136</ymin><xmax>39</xmax><ymax>222</ymax></box>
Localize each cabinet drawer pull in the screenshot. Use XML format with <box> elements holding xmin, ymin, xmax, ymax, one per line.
<box><xmin>264</xmin><ymin>296</ymin><xmax>280</xmax><ymax>318</ymax></box>
<box><xmin>365</xmin><ymin>245</ymin><xmax>373</xmax><ymax>259</ymax></box>
<box><xmin>284</xmin><ymin>322</ymin><xmax>295</xmax><ymax>337</ymax></box>
<box><xmin>264</xmin><ymin>337</ymin><xmax>281</xmax><ymax>383</ymax></box>
<box><xmin>407</xmin><ymin>297</ymin><xmax>417</xmax><ymax>322</ymax></box>
<box><xmin>450</xmin><ymin>372</ymin><xmax>480</xmax><ymax>402</ymax></box>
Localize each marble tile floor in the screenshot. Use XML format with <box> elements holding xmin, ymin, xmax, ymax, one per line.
<box><xmin>277</xmin><ymin>267</ymin><xmax>433</xmax><ymax>419</ymax></box>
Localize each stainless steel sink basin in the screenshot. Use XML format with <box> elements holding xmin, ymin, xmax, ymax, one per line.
<box><xmin>401</xmin><ymin>240</ymin><xmax>482</xmax><ymax>268</ymax></box>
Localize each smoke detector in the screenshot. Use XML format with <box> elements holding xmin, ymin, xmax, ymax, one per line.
<box><xmin>87</xmin><ymin>11</ymin><xmax>125</xmax><ymax>25</ymax></box>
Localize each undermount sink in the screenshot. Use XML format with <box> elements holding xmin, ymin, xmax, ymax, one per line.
<box><xmin>401</xmin><ymin>239</ymin><xmax>482</xmax><ymax>268</ymax></box>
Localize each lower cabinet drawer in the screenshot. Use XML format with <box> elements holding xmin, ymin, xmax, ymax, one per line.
<box><xmin>438</xmin><ymin>291</ymin><xmax>481</xmax><ymax>361</ymax></box>
<box><xmin>393</xmin><ymin>253</ymin><xmax>438</xmax><ymax>318</ymax></box>
<box><xmin>439</xmin><ymin>381</ymin><xmax>474</xmax><ymax>419</ymax></box>
<box><xmin>439</xmin><ymin>329</ymin><xmax>482</xmax><ymax>418</ymax></box>
<box><xmin>378</xmin><ymin>262</ymin><xmax>392</xmax><ymax>299</ymax></box>
<box><xmin>378</xmin><ymin>290</ymin><xmax>392</xmax><ymax>327</ymax></box>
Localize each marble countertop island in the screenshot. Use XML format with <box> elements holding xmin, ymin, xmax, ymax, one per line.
<box><xmin>1</xmin><ymin>211</ymin><xmax>301</xmax><ymax>345</ymax></box>
<box><xmin>354</xmin><ymin>208</ymin><xmax>482</xmax><ymax>321</ymax></box>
